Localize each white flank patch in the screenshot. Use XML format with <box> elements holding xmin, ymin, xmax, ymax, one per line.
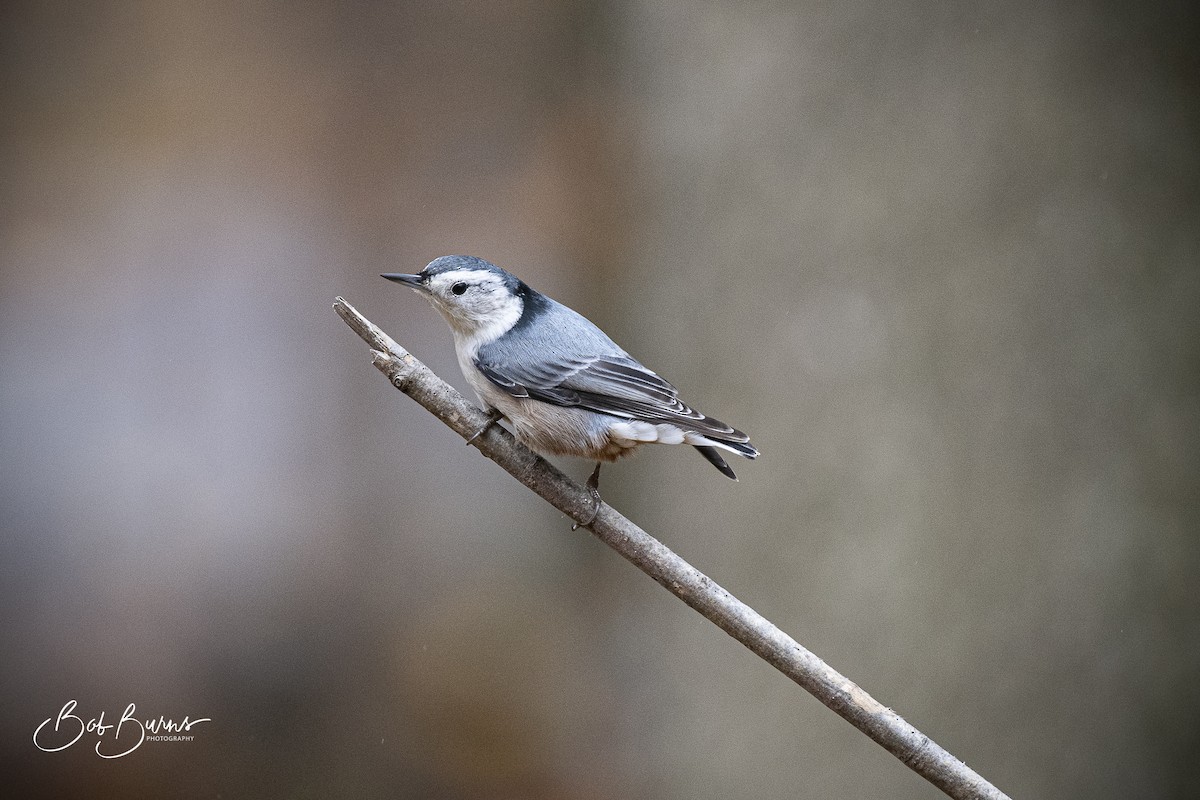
<box><xmin>653</xmin><ymin>424</ymin><xmax>685</xmax><ymax>445</ymax></box>
<box><xmin>683</xmin><ymin>431</ymin><xmax>714</xmax><ymax>446</ymax></box>
<box><xmin>609</xmin><ymin>420</ymin><xmax>659</xmax><ymax>444</ymax></box>
<box><xmin>610</xmin><ymin>422</ymin><xmax>694</xmax><ymax>448</ymax></box>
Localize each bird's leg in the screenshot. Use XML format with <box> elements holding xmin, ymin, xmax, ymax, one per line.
<box><xmin>572</xmin><ymin>463</ymin><xmax>603</xmax><ymax>530</ymax></box>
<box><xmin>465</xmin><ymin>409</ymin><xmax>504</xmax><ymax>445</ymax></box>
<box><xmin>586</xmin><ymin>462</ymin><xmax>603</xmax><ymax>501</ymax></box>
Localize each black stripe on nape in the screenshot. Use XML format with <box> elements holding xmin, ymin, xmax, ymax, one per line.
<box><xmin>509</xmin><ymin>282</ymin><xmax>553</xmax><ymax>333</ymax></box>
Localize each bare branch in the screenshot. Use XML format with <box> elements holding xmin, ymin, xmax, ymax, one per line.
<box><xmin>334</xmin><ymin>296</ymin><xmax>1011</xmax><ymax>800</ymax></box>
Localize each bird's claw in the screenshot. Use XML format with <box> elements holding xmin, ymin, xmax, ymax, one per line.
<box><xmin>571</xmin><ymin>491</ymin><xmax>602</xmax><ymax>531</ymax></box>
<box><xmin>571</xmin><ymin>463</ymin><xmax>604</xmax><ymax>530</ymax></box>
<box><xmin>465</xmin><ymin>409</ymin><xmax>503</xmax><ymax>445</ymax></box>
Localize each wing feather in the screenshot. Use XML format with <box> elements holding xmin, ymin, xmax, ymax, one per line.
<box><xmin>475</xmin><ymin>352</ymin><xmax>751</xmax><ymax>444</ymax></box>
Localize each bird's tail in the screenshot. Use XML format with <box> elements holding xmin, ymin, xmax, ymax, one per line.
<box><xmin>694</xmin><ymin>441</ymin><xmax>758</xmax><ymax>480</ymax></box>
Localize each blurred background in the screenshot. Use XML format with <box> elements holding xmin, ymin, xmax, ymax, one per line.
<box><xmin>2</xmin><ymin>1</ymin><xmax>1197</xmax><ymax>797</ymax></box>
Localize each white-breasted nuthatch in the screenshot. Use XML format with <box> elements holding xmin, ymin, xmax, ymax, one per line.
<box><xmin>383</xmin><ymin>255</ymin><xmax>758</xmax><ymax>519</ymax></box>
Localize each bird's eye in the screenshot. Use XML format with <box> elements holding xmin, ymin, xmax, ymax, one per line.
<box><xmin>451</xmin><ymin>282</ymin><xmax>468</xmax><ymax>295</ymax></box>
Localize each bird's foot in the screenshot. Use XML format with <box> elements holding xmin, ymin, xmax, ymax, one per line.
<box><xmin>571</xmin><ymin>463</ymin><xmax>604</xmax><ymax>530</ymax></box>
<box><xmin>465</xmin><ymin>409</ymin><xmax>504</xmax><ymax>445</ymax></box>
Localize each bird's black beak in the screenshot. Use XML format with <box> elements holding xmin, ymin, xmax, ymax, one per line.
<box><xmin>381</xmin><ymin>273</ymin><xmax>428</xmax><ymax>292</ymax></box>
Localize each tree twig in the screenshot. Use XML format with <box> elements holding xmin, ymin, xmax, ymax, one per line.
<box><xmin>334</xmin><ymin>296</ymin><xmax>1011</xmax><ymax>800</ymax></box>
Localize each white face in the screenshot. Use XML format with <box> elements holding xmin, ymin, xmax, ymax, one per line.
<box><xmin>420</xmin><ymin>268</ymin><xmax>523</xmax><ymax>341</ymax></box>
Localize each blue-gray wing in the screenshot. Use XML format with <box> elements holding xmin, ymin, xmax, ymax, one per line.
<box><xmin>474</xmin><ymin>352</ymin><xmax>752</xmax><ymax>444</ymax></box>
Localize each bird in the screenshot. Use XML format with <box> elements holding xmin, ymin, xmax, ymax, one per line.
<box><xmin>382</xmin><ymin>255</ymin><xmax>758</xmax><ymax>524</ymax></box>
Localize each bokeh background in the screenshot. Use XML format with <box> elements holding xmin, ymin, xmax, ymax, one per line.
<box><xmin>2</xmin><ymin>1</ymin><xmax>1197</xmax><ymax>797</ymax></box>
